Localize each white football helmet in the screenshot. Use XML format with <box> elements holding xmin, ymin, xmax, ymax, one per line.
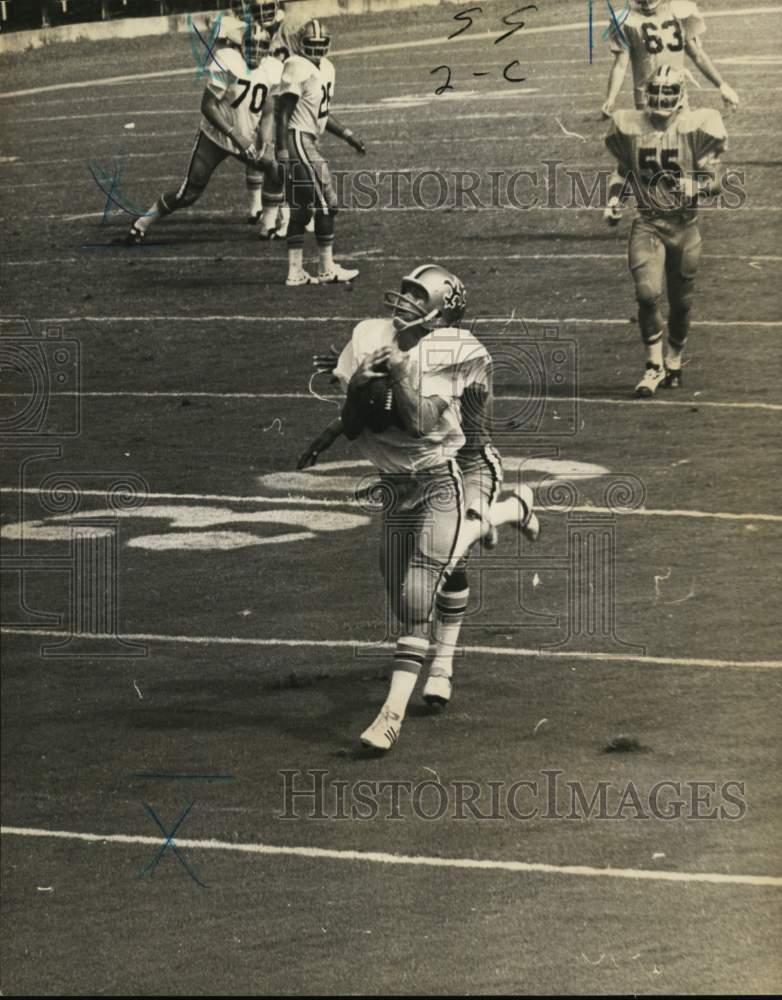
<box><xmin>245</xmin><ymin>22</ymin><xmax>271</xmax><ymax>67</ymax></box>
<box><xmin>647</xmin><ymin>64</ymin><xmax>686</xmax><ymax>117</ymax></box>
<box><xmin>384</xmin><ymin>264</ymin><xmax>468</xmax><ymax>332</ymax></box>
<box><xmin>634</xmin><ymin>0</ymin><xmax>662</xmax><ymax>13</ymax></box>
<box><xmin>297</xmin><ymin>19</ymin><xmax>330</xmax><ymax>62</ymax></box>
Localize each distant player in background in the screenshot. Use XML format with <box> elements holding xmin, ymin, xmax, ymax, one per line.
<box><xmin>604</xmin><ymin>66</ymin><xmax>728</xmax><ymax>396</ymax></box>
<box><xmin>297</xmin><ymin>265</ymin><xmax>539</xmax><ymax>750</ymax></box>
<box><xmin>127</xmin><ymin>13</ymin><xmax>282</xmax><ymax>243</ymax></box>
<box><xmin>602</xmin><ymin>0</ymin><xmax>739</xmax><ymax>117</ymax></box>
<box><xmin>276</xmin><ymin>19</ymin><xmax>367</xmax><ymax>285</ymax></box>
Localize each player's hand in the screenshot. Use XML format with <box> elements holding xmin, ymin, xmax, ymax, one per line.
<box><xmin>384</xmin><ymin>342</ymin><xmax>411</xmax><ymax>380</ymax></box>
<box><xmin>601</xmin><ymin>99</ymin><xmax>615</xmax><ymax>119</ymax></box>
<box><xmin>344</xmin><ymin>130</ymin><xmax>366</xmax><ymax>155</ymax></box>
<box><xmin>237</xmin><ymin>138</ymin><xmax>262</xmax><ymax>165</ymax></box>
<box><xmin>312</xmin><ymin>348</ymin><xmax>339</xmax><ymax>374</ymax></box>
<box><xmin>671</xmin><ymin>175</ymin><xmax>701</xmax><ymax>205</ymax></box>
<box><xmin>350</xmin><ymin>348</ymin><xmax>390</xmax><ymax>389</ymax></box>
<box><xmin>719</xmin><ymin>82</ymin><xmax>739</xmax><ymax>109</ymax></box>
<box><xmin>296</xmin><ymin>429</ymin><xmax>337</xmax><ymax>470</ymax></box>
<box><xmin>603</xmin><ymin>197</ymin><xmax>622</xmax><ymax>226</ymax></box>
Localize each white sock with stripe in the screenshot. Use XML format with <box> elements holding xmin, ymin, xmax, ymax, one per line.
<box><xmin>385</xmin><ymin>635</ymin><xmax>428</xmax><ymax>718</ymax></box>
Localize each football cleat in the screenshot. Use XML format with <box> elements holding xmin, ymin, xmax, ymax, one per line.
<box><xmin>422</xmin><ymin>670</ymin><xmax>451</xmax><ymax>708</ymax></box>
<box><xmin>635</xmin><ymin>363</ymin><xmax>666</xmax><ymax>398</ymax></box>
<box><xmin>512</xmin><ymin>484</ymin><xmax>540</xmax><ymax>542</ymax></box>
<box><xmin>318</xmin><ymin>264</ymin><xmax>359</xmax><ymax>284</ymax></box>
<box><xmin>663</xmin><ymin>366</ymin><xmax>683</xmax><ymax>389</ymax></box>
<box><xmin>286</xmin><ymin>267</ymin><xmax>317</xmax><ymax>286</ymax></box>
<box><xmin>258</xmin><ymin>227</ymin><xmax>279</xmax><ymax>241</ymax></box>
<box><xmin>125</xmin><ymin>225</ymin><xmax>146</xmax><ymax>245</ymax></box>
<box><xmin>247</xmin><ymin>210</ymin><xmax>262</xmax><ymax>225</ymax></box>
<box><xmin>360</xmin><ymin>706</ymin><xmax>402</xmax><ymax>751</ymax></box>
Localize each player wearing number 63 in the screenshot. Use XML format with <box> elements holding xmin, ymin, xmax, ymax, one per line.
<box><xmin>276</xmin><ymin>20</ymin><xmax>367</xmax><ymax>286</ymax></box>
<box><xmin>602</xmin><ymin>0</ymin><xmax>739</xmax><ymax>118</ymax></box>
<box><xmin>604</xmin><ymin>66</ymin><xmax>728</xmax><ymax>397</ymax></box>
<box><xmin>126</xmin><ymin>14</ymin><xmax>284</xmax><ymax>244</ymax></box>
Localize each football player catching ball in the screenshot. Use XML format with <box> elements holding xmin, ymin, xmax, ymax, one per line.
<box><xmin>604</xmin><ymin>65</ymin><xmax>728</xmax><ymax>396</ymax></box>
<box><xmin>297</xmin><ymin>265</ymin><xmax>539</xmax><ymax>751</ymax></box>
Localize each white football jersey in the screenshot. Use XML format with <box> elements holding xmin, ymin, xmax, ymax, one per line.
<box><xmin>280</xmin><ymin>54</ymin><xmax>335</xmax><ymax>136</ymax></box>
<box><xmin>609</xmin><ymin>1</ymin><xmax>705</xmax><ymax>93</ymax></box>
<box><xmin>334</xmin><ymin>319</ymin><xmax>492</xmax><ymax>474</ymax></box>
<box><xmin>201</xmin><ymin>46</ymin><xmax>283</xmax><ymax>154</ymax></box>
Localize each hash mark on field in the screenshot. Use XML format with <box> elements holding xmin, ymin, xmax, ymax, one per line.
<box><xmin>2</xmin><ymin>628</ymin><xmax>781</xmax><ymax>671</ymax></box>
<box><xmin>1</xmin><ymin>825</ymin><xmax>780</xmax><ymax>887</ymax></box>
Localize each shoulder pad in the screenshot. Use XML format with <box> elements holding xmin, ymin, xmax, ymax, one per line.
<box><xmin>671</xmin><ymin>0</ymin><xmax>706</xmax><ymax>32</ymax></box>
<box><xmin>212</xmin><ymin>46</ymin><xmax>246</xmax><ymax>77</ymax></box>
<box><xmin>351</xmin><ymin>319</ymin><xmax>394</xmax><ymax>358</ymax></box>
<box><xmin>281</xmin><ymin>55</ymin><xmax>315</xmax><ymax>85</ymax></box>
<box><xmin>679</xmin><ymin>107</ymin><xmax>726</xmax><ymax>139</ymax></box>
<box><xmin>612</xmin><ymin>109</ymin><xmax>648</xmax><ymax>136</ymax></box>
<box><xmin>258</xmin><ymin>56</ymin><xmax>283</xmax><ymax>85</ymax></box>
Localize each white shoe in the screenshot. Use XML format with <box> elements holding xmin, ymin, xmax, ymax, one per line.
<box><xmin>360</xmin><ymin>705</ymin><xmax>402</xmax><ymax>751</ymax></box>
<box><xmin>422</xmin><ymin>671</ymin><xmax>451</xmax><ymax>707</ymax></box>
<box><xmin>318</xmin><ymin>264</ymin><xmax>359</xmax><ymax>284</ymax></box>
<box><xmin>513</xmin><ymin>484</ymin><xmax>540</xmax><ymax>542</ymax></box>
<box><xmin>285</xmin><ymin>267</ymin><xmax>317</xmax><ymax>287</ymax></box>
<box><xmin>635</xmin><ymin>364</ymin><xmax>665</xmax><ymax>398</ymax></box>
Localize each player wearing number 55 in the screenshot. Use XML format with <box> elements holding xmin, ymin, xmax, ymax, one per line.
<box><xmin>601</xmin><ymin>0</ymin><xmax>739</xmax><ymax>118</ymax></box>
<box><xmin>603</xmin><ymin>66</ymin><xmax>728</xmax><ymax>397</ymax></box>
<box><xmin>276</xmin><ymin>20</ymin><xmax>367</xmax><ymax>286</ymax></box>
<box><xmin>127</xmin><ymin>11</ymin><xmax>284</xmax><ymax>245</ymax></box>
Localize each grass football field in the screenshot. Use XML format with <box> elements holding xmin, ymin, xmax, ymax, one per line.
<box><xmin>1</xmin><ymin>0</ymin><xmax>781</xmax><ymax>993</ymax></box>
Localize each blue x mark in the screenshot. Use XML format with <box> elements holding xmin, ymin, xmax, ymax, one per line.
<box><xmin>139</xmin><ymin>801</ymin><xmax>206</xmax><ymax>887</ymax></box>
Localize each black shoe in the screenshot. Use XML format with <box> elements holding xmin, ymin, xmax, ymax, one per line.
<box><xmin>126</xmin><ymin>225</ymin><xmax>145</xmax><ymax>246</ymax></box>
<box><xmin>663</xmin><ymin>366</ymin><xmax>683</xmax><ymax>389</ymax></box>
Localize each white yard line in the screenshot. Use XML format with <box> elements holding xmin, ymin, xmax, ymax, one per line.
<box><xmin>0</xmin><ymin>486</ymin><xmax>779</xmax><ymax>523</ymax></box>
<box><xmin>0</xmin><ymin>389</ymin><xmax>778</xmax><ymax>414</ymax></box>
<box><xmin>1</xmin><ymin>314</ymin><xmax>779</xmax><ymax>328</ymax></box>
<box><xmin>2</xmin><ymin>627</ymin><xmax>781</xmax><ymax>671</ymax></box>
<box><xmin>1</xmin><ymin>825</ymin><xmax>780</xmax><ymax>888</ymax></box>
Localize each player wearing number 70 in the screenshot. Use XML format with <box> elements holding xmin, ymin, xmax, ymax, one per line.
<box><xmin>127</xmin><ymin>13</ymin><xmax>284</xmax><ymax>244</ymax></box>
<box><xmin>602</xmin><ymin>0</ymin><xmax>739</xmax><ymax>118</ymax></box>
<box><xmin>276</xmin><ymin>20</ymin><xmax>367</xmax><ymax>286</ymax></box>
<box><xmin>604</xmin><ymin>66</ymin><xmax>728</xmax><ymax>397</ymax></box>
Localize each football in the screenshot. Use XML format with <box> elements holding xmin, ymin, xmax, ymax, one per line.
<box><xmin>358</xmin><ymin>374</ymin><xmax>403</xmax><ymax>433</ymax></box>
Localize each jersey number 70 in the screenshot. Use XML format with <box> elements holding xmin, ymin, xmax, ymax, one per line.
<box><xmin>231</xmin><ymin>80</ymin><xmax>269</xmax><ymax>113</ymax></box>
